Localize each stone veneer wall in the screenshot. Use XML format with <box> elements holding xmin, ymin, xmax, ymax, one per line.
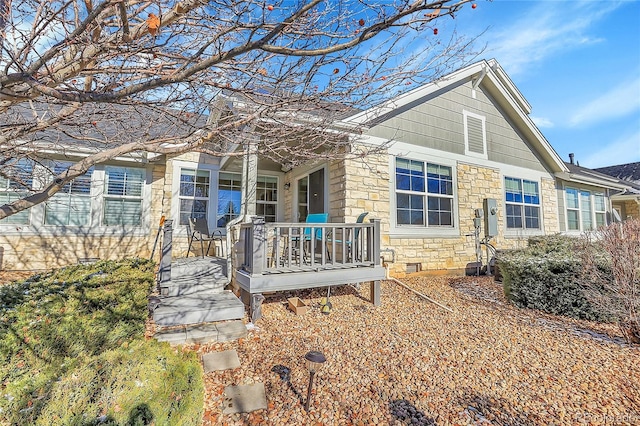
<box><xmin>623</xmin><ymin>200</ymin><xmax>640</xmax><ymax>220</ymax></box>
<box><xmin>0</xmin><ymin>163</ymin><xmax>167</xmax><ymax>270</ymax></box>
<box><xmin>540</xmin><ymin>177</ymin><xmax>560</xmax><ymax>234</ymax></box>
<box><xmin>332</xmin><ymin>153</ymin><xmax>560</xmax><ymax>278</ymax></box>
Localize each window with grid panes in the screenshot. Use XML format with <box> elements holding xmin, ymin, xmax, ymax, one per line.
<box><xmin>580</xmin><ymin>190</ymin><xmax>593</xmax><ymax>231</ymax></box>
<box><xmin>44</xmin><ymin>163</ymin><xmax>93</xmax><ymax>225</ymax></box>
<box><xmin>103</xmin><ymin>167</ymin><xmax>144</xmax><ymax>226</ymax></box>
<box><xmin>566</xmin><ymin>187</ymin><xmax>606</xmax><ymax>231</ymax></box>
<box><xmin>0</xmin><ymin>159</ymin><xmax>34</xmax><ymax>225</ymax></box>
<box><xmin>594</xmin><ymin>193</ymin><xmax>606</xmax><ymax>228</ymax></box>
<box><xmin>179</xmin><ymin>168</ymin><xmax>210</xmax><ymax>226</ymax></box>
<box><xmin>504</xmin><ymin>177</ymin><xmax>540</xmax><ymax>229</ymax></box>
<box><xmin>256</xmin><ymin>176</ymin><xmax>278</xmax><ymax>222</ymax></box>
<box><xmin>395</xmin><ymin>158</ymin><xmax>453</xmax><ymax>227</ymax></box>
<box><xmin>566</xmin><ymin>188</ymin><xmax>580</xmax><ymax>231</ymax></box>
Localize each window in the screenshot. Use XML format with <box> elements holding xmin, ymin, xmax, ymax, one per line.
<box><xmin>566</xmin><ymin>188</ymin><xmax>580</xmax><ymax>231</ymax></box>
<box><xmin>580</xmin><ymin>190</ymin><xmax>592</xmax><ymax>231</ymax></box>
<box><xmin>103</xmin><ymin>167</ymin><xmax>144</xmax><ymax>226</ymax></box>
<box><xmin>566</xmin><ymin>188</ymin><xmax>606</xmax><ymax>231</ymax></box>
<box><xmin>297</xmin><ymin>176</ymin><xmax>308</xmax><ymax>222</ymax></box>
<box><xmin>594</xmin><ymin>193</ymin><xmax>606</xmax><ymax>228</ymax></box>
<box><xmin>179</xmin><ymin>168</ymin><xmax>210</xmax><ymax>226</ymax></box>
<box><xmin>0</xmin><ymin>159</ymin><xmax>34</xmax><ymax>225</ymax></box>
<box><xmin>256</xmin><ymin>176</ymin><xmax>278</xmax><ymax>222</ymax></box>
<box><xmin>44</xmin><ymin>164</ymin><xmax>93</xmax><ymax>226</ymax></box>
<box><xmin>505</xmin><ymin>177</ymin><xmax>540</xmax><ymax>230</ymax></box>
<box><xmin>217</xmin><ymin>172</ymin><xmax>241</xmax><ymax>228</ymax></box>
<box><xmin>395</xmin><ymin>158</ymin><xmax>453</xmax><ymax>227</ymax></box>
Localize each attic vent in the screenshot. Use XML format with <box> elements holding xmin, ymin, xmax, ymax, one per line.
<box><xmin>463</xmin><ymin>111</ymin><xmax>487</xmax><ymax>159</ymax></box>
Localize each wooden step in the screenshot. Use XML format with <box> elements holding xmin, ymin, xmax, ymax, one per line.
<box><xmin>153</xmin><ymin>290</ymin><xmax>245</xmax><ymax>327</ymax></box>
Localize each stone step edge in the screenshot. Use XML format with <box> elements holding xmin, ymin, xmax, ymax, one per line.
<box><xmin>154</xmin><ymin>320</ymin><xmax>248</xmax><ymax>345</ymax></box>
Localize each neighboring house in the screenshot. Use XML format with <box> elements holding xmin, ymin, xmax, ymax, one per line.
<box><xmin>1</xmin><ymin>59</ymin><xmax>637</xmax><ymax>277</ymax></box>
<box><xmin>594</xmin><ymin>162</ymin><xmax>640</xmax><ymax>221</ymax></box>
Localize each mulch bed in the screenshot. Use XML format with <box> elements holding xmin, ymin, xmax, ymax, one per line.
<box><xmin>184</xmin><ymin>276</ymin><xmax>640</xmax><ymax>425</ymax></box>
<box><xmin>0</xmin><ymin>271</ymin><xmax>36</xmax><ymax>286</ymax></box>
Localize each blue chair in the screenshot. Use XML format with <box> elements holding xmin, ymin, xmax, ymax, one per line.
<box><xmin>291</xmin><ymin>213</ymin><xmax>328</xmax><ymax>263</ymax></box>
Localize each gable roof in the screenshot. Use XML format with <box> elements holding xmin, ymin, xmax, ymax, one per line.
<box><xmin>594</xmin><ymin>162</ymin><xmax>640</xmax><ymax>184</ymax></box>
<box><xmin>340</xmin><ymin>59</ymin><xmax>568</xmax><ymax>173</ymax></box>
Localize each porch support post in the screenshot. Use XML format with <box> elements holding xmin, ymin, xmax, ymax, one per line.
<box><xmin>370</xmin><ymin>280</ymin><xmax>381</xmax><ymax>306</ymax></box>
<box><xmin>159</xmin><ymin>219</ymin><xmax>173</xmax><ymax>289</ymax></box>
<box><xmin>368</xmin><ymin>219</ymin><xmax>381</xmax><ymax>265</ymax></box>
<box><xmin>242</xmin><ymin>139</ymin><xmax>258</xmax><ymax>218</ymax></box>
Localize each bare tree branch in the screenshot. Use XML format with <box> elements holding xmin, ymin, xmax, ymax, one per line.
<box><xmin>0</xmin><ymin>0</ymin><xmax>484</xmax><ymax>220</ymax></box>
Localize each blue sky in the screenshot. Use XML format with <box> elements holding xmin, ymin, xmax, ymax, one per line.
<box><xmin>449</xmin><ymin>0</ymin><xmax>640</xmax><ymax>168</ymax></box>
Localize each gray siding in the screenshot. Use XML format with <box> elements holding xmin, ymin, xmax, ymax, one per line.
<box><xmin>557</xmin><ymin>185</ymin><xmax>566</xmax><ymax>232</ymax></box>
<box><xmin>366</xmin><ymin>80</ymin><xmax>547</xmax><ymax>172</ymax></box>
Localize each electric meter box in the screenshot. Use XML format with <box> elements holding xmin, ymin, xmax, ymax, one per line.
<box><xmin>483</xmin><ymin>198</ymin><xmax>498</xmax><ymax>238</ymax></box>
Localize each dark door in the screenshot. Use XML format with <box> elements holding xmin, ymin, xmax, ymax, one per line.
<box><xmin>308</xmin><ymin>168</ymin><xmax>325</xmax><ymax>214</ymax></box>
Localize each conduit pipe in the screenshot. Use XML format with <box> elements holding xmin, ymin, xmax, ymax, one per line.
<box><xmin>383</xmin><ymin>260</ymin><xmax>454</xmax><ymax>313</ymax></box>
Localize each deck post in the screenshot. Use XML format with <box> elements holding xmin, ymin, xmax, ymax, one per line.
<box><xmin>370</xmin><ymin>280</ymin><xmax>381</xmax><ymax>306</ymax></box>
<box><xmin>368</xmin><ymin>219</ymin><xmax>381</xmax><ymax>265</ymax></box>
<box><xmin>251</xmin><ymin>216</ymin><xmax>266</xmax><ymax>275</ymax></box>
<box><xmin>159</xmin><ymin>219</ymin><xmax>173</xmax><ymax>289</ymax></box>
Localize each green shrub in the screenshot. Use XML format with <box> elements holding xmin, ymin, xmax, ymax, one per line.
<box><xmin>498</xmin><ymin>235</ymin><xmax>610</xmax><ymax>321</ymax></box>
<box><xmin>0</xmin><ymin>259</ymin><xmax>204</xmax><ymax>425</ymax></box>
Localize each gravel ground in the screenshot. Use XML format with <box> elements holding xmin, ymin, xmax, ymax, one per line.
<box><xmin>189</xmin><ymin>276</ymin><xmax>640</xmax><ymax>426</ymax></box>
<box><xmin>0</xmin><ymin>271</ymin><xmax>36</xmax><ymax>285</ymax></box>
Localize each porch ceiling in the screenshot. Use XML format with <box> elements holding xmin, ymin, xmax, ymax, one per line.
<box><xmin>221</xmin><ymin>155</ymin><xmax>284</xmax><ymax>173</ymax></box>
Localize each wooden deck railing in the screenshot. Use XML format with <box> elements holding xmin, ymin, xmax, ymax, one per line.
<box><xmin>238</xmin><ymin>217</ymin><xmax>381</xmax><ymax>275</ymax></box>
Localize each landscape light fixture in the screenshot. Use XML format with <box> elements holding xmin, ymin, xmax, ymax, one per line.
<box><xmin>304</xmin><ymin>350</ymin><xmax>326</xmax><ymax>412</ymax></box>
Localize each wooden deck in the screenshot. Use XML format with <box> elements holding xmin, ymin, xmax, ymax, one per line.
<box><xmin>156</xmin><ymin>218</ymin><xmax>385</xmax><ymax>322</ymax></box>
<box><xmin>233</xmin><ymin>218</ymin><xmax>385</xmax><ymax>316</ymax></box>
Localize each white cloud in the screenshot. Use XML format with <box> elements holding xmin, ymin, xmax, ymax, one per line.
<box><xmin>531</xmin><ymin>116</ymin><xmax>554</xmax><ymax>128</ymax></box>
<box><xmin>568</xmin><ymin>76</ymin><xmax>640</xmax><ymax>127</ymax></box>
<box><xmin>581</xmin><ymin>130</ymin><xmax>640</xmax><ymax>168</ymax></box>
<box><xmin>488</xmin><ymin>1</ymin><xmax>622</xmax><ymax>75</ymax></box>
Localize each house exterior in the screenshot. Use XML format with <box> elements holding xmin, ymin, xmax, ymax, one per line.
<box><xmin>1</xmin><ymin>59</ymin><xmax>637</xmax><ymax>277</ymax></box>
<box><xmin>593</xmin><ymin>162</ymin><xmax>640</xmax><ymax>221</ymax></box>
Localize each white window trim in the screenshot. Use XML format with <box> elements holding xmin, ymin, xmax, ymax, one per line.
<box><xmin>177</xmin><ymin>168</ymin><xmax>212</xmax><ymax>227</ymax></box>
<box><xmin>594</xmin><ymin>192</ymin><xmax>606</xmax><ymax>228</ymax></box>
<box><xmin>463</xmin><ymin>110</ymin><xmax>488</xmax><ymax>160</ymax></box>
<box><xmin>502</xmin><ymin>174</ymin><xmax>545</xmax><ymax>237</ymax></box>
<box><xmin>389</xmin><ymin>155</ymin><xmax>459</xmax><ymax>238</ymax></box>
<box><xmin>170</xmin><ymin>161</ymin><xmax>285</xmax><ymax>234</ymax></box>
<box><xmin>255</xmin><ymin>175</ymin><xmax>280</xmax><ymax>222</ymax></box>
<box><xmin>43</xmin><ymin>161</ymin><xmax>93</xmax><ymax>227</ymax></box>
<box><xmin>0</xmin><ymin>162</ymin><xmax>152</xmax><ymax>236</ymax></box>
<box><xmin>170</xmin><ymin>160</ymin><xmax>220</xmax><ymax>235</ymax></box>
<box><xmin>564</xmin><ymin>186</ymin><xmax>607</xmax><ymax>233</ymax></box>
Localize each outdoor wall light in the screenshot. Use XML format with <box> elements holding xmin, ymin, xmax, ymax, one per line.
<box><xmin>304</xmin><ymin>350</ymin><xmax>326</xmax><ymax>412</ymax></box>
<box><xmin>284</xmin><ymin>182</ymin><xmax>291</xmax><ymax>190</ymax></box>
